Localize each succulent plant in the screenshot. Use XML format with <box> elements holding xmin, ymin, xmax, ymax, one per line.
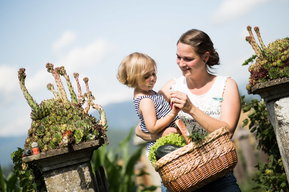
<box><xmin>18</xmin><ymin>63</ymin><xmax>107</xmax><ymax>153</ymax></box>
<box><xmin>243</xmin><ymin>26</ymin><xmax>289</xmax><ymax>91</ymax></box>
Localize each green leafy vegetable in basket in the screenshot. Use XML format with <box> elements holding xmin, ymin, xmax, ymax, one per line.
<box><xmin>149</xmin><ymin>133</ymin><xmax>186</xmax><ymax>164</ymax></box>
<box><xmin>188</xmin><ymin>131</ymin><xmax>208</xmax><ymax>143</ymax></box>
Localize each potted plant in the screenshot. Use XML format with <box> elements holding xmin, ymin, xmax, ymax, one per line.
<box><xmin>14</xmin><ymin>63</ymin><xmax>107</xmax><ymax>191</ymax></box>
<box><xmin>243</xmin><ymin>26</ymin><xmax>289</xmax><ymax>102</ymax></box>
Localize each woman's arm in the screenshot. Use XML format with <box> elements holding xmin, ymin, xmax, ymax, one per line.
<box><xmin>219</xmin><ymin>78</ymin><xmax>241</xmax><ymax>133</ymax></box>
<box><xmin>166</xmin><ymin>78</ymin><xmax>241</xmax><ymax>135</ymax></box>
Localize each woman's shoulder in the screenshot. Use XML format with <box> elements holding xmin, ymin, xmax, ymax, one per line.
<box><xmin>215</xmin><ymin>76</ymin><xmax>239</xmax><ymax>98</ymax></box>
<box><xmin>216</xmin><ymin>76</ymin><xmax>238</xmax><ymax>87</ymax></box>
<box><xmin>216</xmin><ymin>75</ymin><xmax>236</xmax><ymax>81</ymax></box>
<box><xmin>225</xmin><ymin>77</ymin><xmax>239</xmax><ymax>91</ymax></box>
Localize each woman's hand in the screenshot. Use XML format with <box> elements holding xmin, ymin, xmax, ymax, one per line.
<box><xmin>170</xmin><ymin>91</ymin><xmax>194</xmax><ymax>113</ymax></box>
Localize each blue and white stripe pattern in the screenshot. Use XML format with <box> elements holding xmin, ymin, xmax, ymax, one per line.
<box><xmin>133</xmin><ymin>91</ymin><xmax>177</xmax><ymax>152</ymax></box>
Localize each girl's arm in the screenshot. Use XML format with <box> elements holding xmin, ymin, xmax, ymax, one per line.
<box><xmin>135</xmin><ymin>79</ymin><xmax>178</xmax><ymax>141</ymax></box>
<box><xmin>140</xmin><ymin>97</ymin><xmax>179</xmax><ymax>134</ymax></box>
<box><xmin>165</xmin><ymin>78</ymin><xmax>241</xmax><ymax>135</ymax></box>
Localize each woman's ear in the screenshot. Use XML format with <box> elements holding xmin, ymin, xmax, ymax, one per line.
<box><xmin>202</xmin><ymin>51</ymin><xmax>210</xmax><ymax>63</ymax></box>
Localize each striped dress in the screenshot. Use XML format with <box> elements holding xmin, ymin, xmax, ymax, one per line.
<box><xmin>133</xmin><ymin>90</ymin><xmax>177</xmax><ymax>152</ymax></box>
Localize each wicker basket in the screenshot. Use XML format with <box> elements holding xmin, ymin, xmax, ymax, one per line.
<box><xmin>154</xmin><ymin>125</ymin><xmax>238</xmax><ymax>192</ymax></box>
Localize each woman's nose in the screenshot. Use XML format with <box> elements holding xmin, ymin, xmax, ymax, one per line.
<box><xmin>178</xmin><ymin>59</ymin><xmax>186</xmax><ymax>67</ymax></box>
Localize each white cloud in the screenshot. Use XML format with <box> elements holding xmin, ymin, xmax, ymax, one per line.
<box><xmin>52</xmin><ymin>31</ymin><xmax>76</xmax><ymax>52</ymax></box>
<box><xmin>26</xmin><ymin>70</ymin><xmax>52</xmax><ymax>92</ymax></box>
<box><xmin>0</xmin><ymin>65</ymin><xmax>18</xmax><ymax>94</ymax></box>
<box><xmin>56</xmin><ymin>39</ymin><xmax>114</xmax><ymax>72</ymax></box>
<box><xmin>212</xmin><ymin>0</ymin><xmax>270</xmax><ymax>24</ymax></box>
<box><xmin>0</xmin><ymin>65</ymin><xmax>53</xmax><ymax>97</ymax></box>
<box><xmin>0</xmin><ymin>106</ymin><xmax>30</xmax><ymax>136</ymax></box>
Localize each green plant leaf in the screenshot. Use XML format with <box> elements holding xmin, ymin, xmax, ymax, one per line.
<box><xmin>0</xmin><ymin>166</ymin><xmax>7</xmax><ymax>192</ymax></box>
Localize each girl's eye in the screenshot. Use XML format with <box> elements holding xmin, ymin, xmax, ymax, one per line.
<box><xmin>144</xmin><ymin>71</ymin><xmax>156</xmax><ymax>79</ymax></box>
<box><xmin>144</xmin><ymin>75</ymin><xmax>150</xmax><ymax>79</ymax></box>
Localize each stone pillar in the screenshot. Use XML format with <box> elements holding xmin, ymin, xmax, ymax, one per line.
<box><xmin>250</xmin><ymin>78</ymin><xmax>289</xmax><ymax>183</ymax></box>
<box><xmin>266</xmin><ymin>98</ymin><xmax>289</xmax><ymax>182</ymax></box>
<box><xmin>44</xmin><ymin>163</ymin><xmax>95</xmax><ymax>191</ymax></box>
<box><xmin>23</xmin><ymin>140</ymin><xmax>105</xmax><ymax>192</ymax></box>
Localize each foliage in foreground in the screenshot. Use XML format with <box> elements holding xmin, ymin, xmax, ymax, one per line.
<box><xmin>0</xmin><ymin>165</ymin><xmax>19</xmax><ymax>192</ymax></box>
<box><xmin>91</xmin><ymin>129</ymin><xmax>157</xmax><ymax>192</ymax></box>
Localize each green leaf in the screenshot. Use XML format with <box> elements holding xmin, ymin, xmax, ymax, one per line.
<box><xmin>242</xmin><ymin>55</ymin><xmax>257</xmax><ymax>66</ymax></box>
<box><xmin>0</xmin><ymin>166</ymin><xmax>7</xmax><ymax>192</ymax></box>
<box><xmin>6</xmin><ymin>172</ymin><xmax>18</xmax><ymax>192</ymax></box>
<box><xmin>242</xmin><ymin>119</ymin><xmax>249</xmax><ymax>126</ymax></box>
<box><xmin>125</xmin><ymin>143</ymin><xmax>145</xmax><ymax>177</ymax></box>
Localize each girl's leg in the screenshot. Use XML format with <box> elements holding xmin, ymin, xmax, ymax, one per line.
<box><xmin>161</xmin><ymin>127</ymin><xmax>179</xmax><ymax>136</ymax></box>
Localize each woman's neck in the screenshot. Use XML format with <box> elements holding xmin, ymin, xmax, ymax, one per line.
<box><xmin>185</xmin><ymin>73</ymin><xmax>216</xmax><ymax>95</ymax></box>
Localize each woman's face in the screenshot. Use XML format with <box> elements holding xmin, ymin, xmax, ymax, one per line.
<box><xmin>176</xmin><ymin>42</ymin><xmax>207</xmax><ymax>76</ymax></box>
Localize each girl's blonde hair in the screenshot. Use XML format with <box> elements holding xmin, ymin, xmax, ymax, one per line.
<box><xmin>117</xmin><ymin>52</ymin><xmax>157</xmax><ymax>88</ymax></box>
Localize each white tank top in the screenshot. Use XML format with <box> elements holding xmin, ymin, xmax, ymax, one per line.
<box><xmin>172</xmin><ymin>75</ymin><xmax>228</xmax><ymax>134</ymax></box>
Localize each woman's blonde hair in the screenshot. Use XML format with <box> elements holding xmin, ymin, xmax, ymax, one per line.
<box><xmin>117</xmin><ymin>52</ymin><xmax>157</xmax><ymax>88</ymax></box>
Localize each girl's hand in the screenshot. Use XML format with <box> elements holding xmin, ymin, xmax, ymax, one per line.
<box><xmin>170</xmin><ymin>102</ymin><xmax>181</xmax><ymax>115</ymax></box>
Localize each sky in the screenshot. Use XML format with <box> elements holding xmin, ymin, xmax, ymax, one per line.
<box><xmin>0</xmin><ymin>0</ymin><xmax>289</xmax><ymax>137</ymax></box>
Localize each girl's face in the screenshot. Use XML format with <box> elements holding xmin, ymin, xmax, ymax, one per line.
<box><xmin>137</xmin><ymin>70</ymin><xmax>157</xmax><ymax>92</ymax></box>
<box><xmin>176</xmin><ymin>42</ymin><xmax>208</xmax><ymax>76</ymax></box>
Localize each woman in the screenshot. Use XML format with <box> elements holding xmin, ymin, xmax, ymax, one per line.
<box><xmin>136</xmin><ymin>29</ymin><xmax>241</xmax><ymax>192</ymax></box>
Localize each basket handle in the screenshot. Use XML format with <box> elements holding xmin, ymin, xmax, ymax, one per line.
<box><xmin>175</xmin><ymin>119</ymin><xmax>191</xmax><ymax>144</ymax></box>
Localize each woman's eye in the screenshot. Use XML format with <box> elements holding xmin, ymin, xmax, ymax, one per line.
<box><xmin>176</xmin><ymin>55</ymin><xmax>193</xmax><ymax>62</ymax></box>
<box><xmin>183</xmin><ymin>57</ymin><xmax>193</xmax><ymax>62</ymax></box>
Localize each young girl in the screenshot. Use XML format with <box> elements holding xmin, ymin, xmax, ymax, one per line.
<box><xmin>117</xmin><ymin>52</ymin><xmax>180</xmax><ymax>152</ymax></box>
